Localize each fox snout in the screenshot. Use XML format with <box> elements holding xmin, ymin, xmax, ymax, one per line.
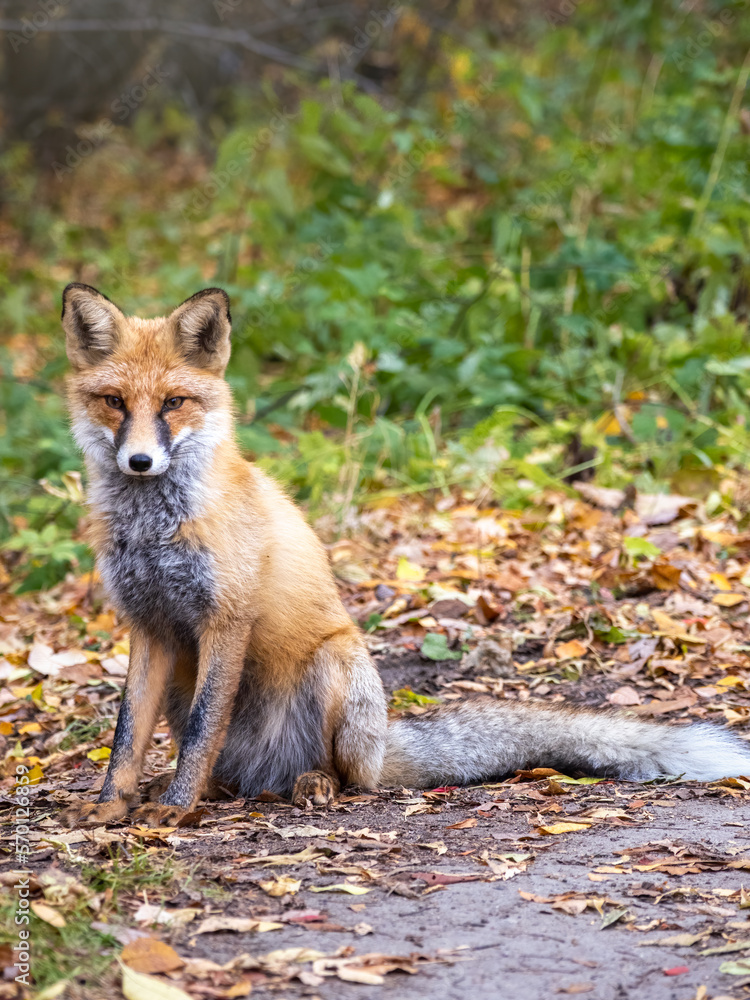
<box><xmin>117</xmin><ymin>438</ymin><xmax>171</xmax><ymax>477</ymax></box>
<box><xmin>128</xmin><ymin>454</ymin><xmax>154</xmax><ymax>472</ymax></box>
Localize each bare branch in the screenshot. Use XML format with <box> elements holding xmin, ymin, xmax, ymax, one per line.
<box><xmin>0</xmin><ymin>16</ymin><xmax>317</xmax><ymax>71</ymax></box>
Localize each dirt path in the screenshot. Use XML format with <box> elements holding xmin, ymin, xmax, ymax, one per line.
<box><xmin>182</xmin><ymin>788</ymin><xmax>750</xmax><ymax>1000</ymax></box>
<box><xmin>4</xmin><ymin>648</ymin><xmax>750</xmax><ymax>1000</ymax></box>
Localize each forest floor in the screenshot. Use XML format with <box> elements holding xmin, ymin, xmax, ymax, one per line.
<box><xmin>2</xmin><ymin>484</ymin><xmax>750</xmax><ymax>999</ymax></box>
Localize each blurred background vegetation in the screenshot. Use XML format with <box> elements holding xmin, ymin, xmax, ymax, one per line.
<box><xmin>2</xmin><ymin>0</ymin><xmax>750</xmax><ymax>590</ymax></box>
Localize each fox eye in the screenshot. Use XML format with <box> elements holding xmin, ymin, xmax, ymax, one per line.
<box><xmin>105</xmin><ymin>395</ymin><xmax>124</xmax><ymax>409</ymax></box>
<box><xmin>163</xmin><ymin>397</ymin><xmax>185</xmax><ymax>410</ymax></box>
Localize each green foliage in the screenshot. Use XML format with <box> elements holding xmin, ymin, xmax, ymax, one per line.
<box><xmin>3</xmin><ymin>5</ymin><xmax>750</xmax><ymax>587</ymax></box>
<box><xmin>390</xmin><ymin>687</ymin><xmax>442</xmax><ymax>708</ymax></box>
<box><xmin>420</xmin><ymin>633</ymin><xmax>463</xmax><ymax>661</ymax></box>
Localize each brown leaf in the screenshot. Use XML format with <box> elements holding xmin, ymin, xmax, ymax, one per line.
<box><xmin>607</xmin><ymin>686</ymin><xmax>642</xmax><ymax>706</ymax></box>
<box><xmin>411</xmin><ymin>872</ymin><xmax>482</xmax><ymax>885</ymax></box>
<box><xmin>120</xmin><ymin>938</ymin><xmax>184</xmax><ymax>974</ymax></box>
<box><xmin>631</xmin><ymin>696</ymin><xmax>696</xmax><ymax>716</ymax></box>
<box><xmin>555</xmin><ymin>639</ymin><xmax>588</xmax><ymax>660</ymax></box>
<box><xmin>445</xmin><ymin>817</ymin><xmax>477</xmax><ymax>829</ymax></box>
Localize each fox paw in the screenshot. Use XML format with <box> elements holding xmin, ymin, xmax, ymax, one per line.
<box><xmin>60</xmin><ymin>798</ymin><xmax>130</xmax><ymax>828</ymax></box>
<box><xmin>292</xmin><ymin>771</ymin><xmax>338</xmax><ymax>808</ymax></box>
<box><xmin>130</xmin><ymin>802</ymin><xmax>188</xmax><ymax>828</ymax></box>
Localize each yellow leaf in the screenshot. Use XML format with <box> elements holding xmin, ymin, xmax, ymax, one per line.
<box><xmin>713</xmin><ymin>593</ymin><xmax>746</xmax><ymax>607</ymax></box>
<box><xmin>396</xmin><ymin>557</ymin><xmax>425</xmax><ymax>582</ymax></box>
<box><xmin>716</xmin><ymin>676</ymin><xmax>745</xmax><ymax>688</ymax></box>
<box><xmin>26</xmin><ymin>764</ymin><xmax>44</xmax><ymax>784</ymax></box>
<box><xmin>224</xmin><ymin>982</ymin><xmax>253</xmax><ymax>998</ymax></box>
<box><xmin>596</xmin><ymin>407</ymin><xmax>633</xmax><ymax>435</ymax></box>
<box><xmin>538</xmin><ymin>822</ymin><xmax>592</xmax><ymax>835</ymax></box>
<box><xmin>0</xmin><ymin>722</ymin><xmax>12</xmax><ymax>735</ymax></box>
<box><xmin>87</xmin><ymin>746</ymin><xmax>112</xmax><ymax>761</ymax></box>
<box><xmin>112</xmin><ymin>639</ymin><xmax>130</xmax><ymax>656</ymax></box>
<box><xmin>18</xmin><ymin>722</ymin><xmax>42</xmax><ymax>734</ymax></box>
<box><xmin>258</xmin><ymin>876</ymin><xmax>301</xmax><ymax>897</ymax></box>
<box><xmin>31</xmin><ymin>902</ymin><xmax>66</xmax><ymax>928</ymax></box>
<box><xmin>35</xmin><ymin>982</ymin><xmax>69</xmax><ymax>1000</ymax></box>
<box><xmin>87</xmin><ymin>612</ymin><xmax>115</xmax><ymax>635</ymax></box>
<box><xmin>710</xmin><ymin>572</ymin><xmax>733</xmax><ymax>591</ymax></box>
<box><xmin>554</xmin><ymin>639</ymin><xmax>587</xmax><ymax>660</ymax></box>
<box><xmin>10</xmin><ymin>687</ymin><xmax>36</xmax><ymax>698</ymax></box>
<box><xmin>309</xmin><ymin>883</ymin><xmax>372</xmax><ymax>895</ymax></box>
<box><xmin>650</xmin><ymin>609</ymin><xmax>703</xmax><ymax>642</ymax></box>
<box><xmin>120</xmin><ymin>961</ymin><xmax>192</xmax><ymax>1000</ymax></box>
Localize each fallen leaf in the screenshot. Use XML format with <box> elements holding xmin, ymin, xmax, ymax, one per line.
<box><xmin>607</xmin><ymin>686</ymin><xmax>642</xmax><ymax>706</ymax></box>
<box><xmin>420</xmin><ymin>633</ymin><xmax>462</xmax><ymax>661</ymax></box>
<box><xmin>195</xmin><ymin>917</ymin><xmax>283</xmax><ymax>934</ymax></box>
<box><xmin>27</xmin><ymin>643</ymin><xmax>62</xmax><ymax>676</ymax></box>
<box><xmin>639</xmin><ymin>933</ymin><xmax>705</xmax><ymax>948</ymax></box>
<box><xmin>445</xmin><ymin>817</ymin><xmax>477</xmax><ymax>830</ymax></box>
<box><xmin>601</xmin><ymin>908</ymin><xmax>628</xmax><ymax>928</ymax></box>
<box><xmin>538</xmin><ymin>822</ymin><xmax>591</xmax><ymax>835</ymax></box>
<box><xmin>30</xmin><ymin>902</ymin><xmax>66</xmax><ymax>928</ymax></box>
<box><xmin>396</xmin><ymin>557</ymin><xmax>425</xmax><ymax>582</ymax></box>
<box><xmin>134</xmin><ymin>905</ymin><xmax>196</xmax><ymax>927</ymax></box>
<box><xmin>240</xmin><ymin>846</ymin><xmax>324</xmax><ymax>867</ymax></box>
<box><xmin>663</xmin><ymin>966</ymin><xmax>690</xmax><ymax>976</ymax></box>
<box><xmin>719</xmin><ymin>958</ymin><xmax>750</xmax><ymax>975</ymax></box>
<box><xmin>412</xmin><ymin>872</ymin><xmax>482</xmax><ymax>886</ymax></box>
<box><xmin>120</xmin><ymin>961</ymin><xmax>191</xmax><ymax>1000</ymax></box>
<box><xmin>555</xmin><ymin>639</ymin><xmax>588</xmax><ymax>660</ymax></box>
<box><xmin>713</xmin><ymin>593</ymin><xmax>746</xmax><ymax>607</ymax></box>
<box><xmin>258</xmin><ymin>876</ymin><xmax>301</xmax><ymax>897</ymax></box>
<box><xmin>120</xmin><ymin>939</ymin><xmax>184</xmax><ymax>974</ymax></box>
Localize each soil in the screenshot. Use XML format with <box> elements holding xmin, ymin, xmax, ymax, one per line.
<box><xmin>175</xmin><ymin>651</ymin><xmax>750</xmax><ymax>1000</ymax></box>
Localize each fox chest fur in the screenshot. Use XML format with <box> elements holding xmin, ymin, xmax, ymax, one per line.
<box><xmin>94</xmin><ymin>473</ymin><xmax>215</xmax><ymax>643</ymax></box>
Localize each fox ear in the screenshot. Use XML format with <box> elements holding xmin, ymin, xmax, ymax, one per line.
<box><xmin>170</xmin><ymin>288</ymin><xmax>232</xmax><ymax>373</ymax></box>
<box><xmin>62</xmin><ymin>283</ymin><xmax>124</xmax><ymax>369</ymax></box>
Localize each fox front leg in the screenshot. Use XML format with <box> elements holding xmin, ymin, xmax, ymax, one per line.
<box><xmin>61</xmin><ymin>630</ymin><xmax>173</xmax><ymax>826</ymax></box>
<box><xmin>131</xmin><ymin>622</ymin><xmax>248</xmax><ymax>827</ymax></box>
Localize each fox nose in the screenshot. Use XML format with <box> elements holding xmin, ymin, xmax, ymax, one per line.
<box><xmin>129</xmin><ymin>454</ymin><xmax>153</xmax><ymax>472</ymax></box>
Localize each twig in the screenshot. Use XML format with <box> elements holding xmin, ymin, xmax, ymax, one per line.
<box><xmin>0</xmin><ymin>17</ymin><xmax>316</xmax><ymax>71</ymax></box>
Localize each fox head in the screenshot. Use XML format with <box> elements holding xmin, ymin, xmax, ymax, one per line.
<box><xmin>62</xmin><ymin>284</ymin><xmax>233</xmax><ymax>478</ymax></box>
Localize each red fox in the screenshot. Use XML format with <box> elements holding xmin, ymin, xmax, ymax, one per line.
<box><xmin>60</xmin><ymin>283</ymin><xmax>750</xmax><ymax>827</ymax></box>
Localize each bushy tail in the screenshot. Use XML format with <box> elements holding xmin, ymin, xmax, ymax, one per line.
<box><xmin>379</xmin><ymin>700</ymin><xmax>750</xmax><ymax>786</ymax></box>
